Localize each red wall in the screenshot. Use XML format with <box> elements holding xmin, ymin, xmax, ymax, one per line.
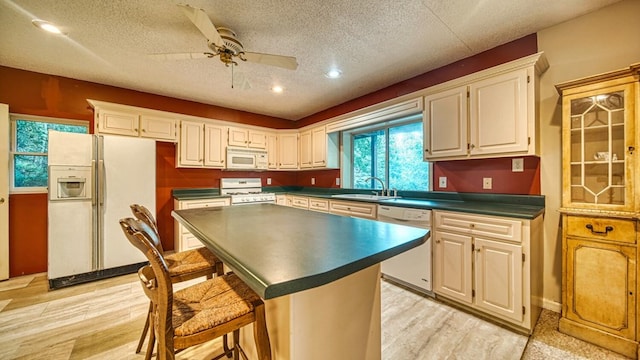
<box><xmin>433</xmin><ymin>156</ymin><xmax>540</xmax><ymax>194</ymax></box>
<box><xmin>1</xmin><ymin>34</ymin><xmax>538</xmax><ymax>278</ymax></box>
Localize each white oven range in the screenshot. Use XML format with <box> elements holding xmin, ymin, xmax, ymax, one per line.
<box><xmin>220</xmin><ymin>178</ymin><xmax>276</xmax><ymax>205</ymax></box>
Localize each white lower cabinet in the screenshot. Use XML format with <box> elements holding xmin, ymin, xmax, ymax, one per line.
<box><xmin>173</xmin><ymin>198</ymin><xmax>230</xmax><ymax>252</ymax></box>
<box><xmin>433</xmin><ymin>210</ymin><xmax>542</xmax><ymax>333</ymax></box>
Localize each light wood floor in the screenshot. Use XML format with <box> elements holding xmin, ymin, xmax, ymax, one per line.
<box><xmin>0</xmin><ymin>273</ymin><xmax>630</xmax><ymax>359</ymax></box>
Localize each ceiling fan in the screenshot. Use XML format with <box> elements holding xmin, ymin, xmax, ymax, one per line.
<box><xmin>152</xmin><ymin>4</ymin><xmax>298</xmax><ymax>71</ymax></box>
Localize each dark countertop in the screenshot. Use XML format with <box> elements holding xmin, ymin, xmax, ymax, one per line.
<box><xmin>172</xmin><ymin>204</ymin><xmax>429</xmax><ymax>299</ymax></box>
<box><xmin>173</xmin><ymin>187</ymin><xmax>545</xmax><ymax>219</ymax></box>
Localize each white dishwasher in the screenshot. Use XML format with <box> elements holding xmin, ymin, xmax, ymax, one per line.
<box><xmin>378</xmin><ymin>205</ymin><xmax>433</xmax><ymax>295</ymax></box>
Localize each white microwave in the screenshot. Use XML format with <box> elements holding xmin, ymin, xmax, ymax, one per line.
<box><xmin>226</xmin><ymin>147</ymin><xmax>268</xmax><ymax>170</ymax></box>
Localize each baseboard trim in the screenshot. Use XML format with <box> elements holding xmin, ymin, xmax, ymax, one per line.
<box><xmin>542</xmin><ymin>298</ymin><xmax>561</xmax><ymax>313</ymax></box>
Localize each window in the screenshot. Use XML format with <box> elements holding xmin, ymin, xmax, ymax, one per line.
<box><xmin>10</xmin><ymin>115</ymin><xmax>88</xmax><ymax>193</ymax></box>
<box><xmin>347</xmin><ymin>114</ymin><xmax>429</xmax><ymax>191</ymax></box>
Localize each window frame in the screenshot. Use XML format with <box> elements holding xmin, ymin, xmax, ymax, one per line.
<box><xmin>9</xmin><ymin>114</ymin><xmax>89</xmax><ymax>194</ymax></box>
<box><xmin>341</xmin><ymin>113</ymin><xmax>431</xmax><ymax>191</ymax></box>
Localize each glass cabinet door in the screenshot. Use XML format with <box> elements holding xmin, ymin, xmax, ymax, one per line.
<box><xmin>563</xmin><ymin>81</ymin><xmax>635</xmax><ymax>210</ymax></box>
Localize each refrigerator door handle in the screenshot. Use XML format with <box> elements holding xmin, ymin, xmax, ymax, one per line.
<box><xmin>91</xmin><ymin>160</ymin><xmax>96</xmax><ymax>206</ymax></box>
<box><xmin>98</xmin><ymin>159</ymin><xmax>105</xmax><ymax>206</ymax></box>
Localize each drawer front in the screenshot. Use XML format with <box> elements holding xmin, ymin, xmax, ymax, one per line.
<box><xmin>330</xmin><ymin>200</ymin><xmax>377</xmax><ymax>219</ymax></box>
<box><xmin>566</xmin><ymin>215</ymin><xmax>636</xmax><ymax>244</ymax></box>
<box><xmin>292</xmin><ymin>196</ymin><xmax>309</xmax><ymax>209</ymax></box>
<box><xmin>179</xmin><ymin>198</ymin><xmax>231</xmax><ymax>209</ymax></box>
<box><xmin>434</xmin><ymin>211</ymin><xmax>522</xmax><ymax>243</ymax></box>
<box><xmin>182</xmin><ymin>233</ymin><xmax>205</xmax><ymax>251</ymax></box>
<box><xmin>309</xmin><ymin>198</ymin><xmax>329</xmax><ymax>212</ymax></box>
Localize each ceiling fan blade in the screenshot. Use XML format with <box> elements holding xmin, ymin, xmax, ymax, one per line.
<box><xmin>177</xmin><ymin>4</ymin><xmax>224</xmax><ymax>48</ymax></box>
<box><xmin>149</xmin><ymin>52</ymin><xmax>212</xmax><ymax>60</ymax></box>
<box><xmin>243</xmin><ymin>52</ymin><xmax>298</xmax><ymax>70</ymax></box>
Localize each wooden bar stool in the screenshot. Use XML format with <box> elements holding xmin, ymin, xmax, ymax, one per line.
<box><xmin>129</xmin><ymin>204</ymin><xmax>225</xmax><ymax>358</ymax></box>
<box><xmin>120</xmin><ymin>217</ymin><xmax>271</xmax><ymax>360</ymax></box>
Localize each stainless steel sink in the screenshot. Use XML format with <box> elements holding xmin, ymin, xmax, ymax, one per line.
<box><xmin>331</xmin><ymin>194</ymin><xmax>400</xmax><ymax>201</ymax></box>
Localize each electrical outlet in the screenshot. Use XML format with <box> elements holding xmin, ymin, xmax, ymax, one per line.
<box><xmin>483</xmin><ymin>177</ymin><xmax>492</xmax><ymax>189</ymax></box>
<box><xmin>267</xmin><ymin>178</ymin><xmax>272</xmax><ymax>185</ymax></box>
<box><xmin>311</xmin><ymin>177</ymin><xmax>316</xmax><ymax>185</ymax></box>
<box><xmin>438</xmin><ymin>176</ymin><xmax>447</xmax><ymax>188</ymax></box>
<box><xmin>512</xmin><ymin>158</ymin><xmax>524</xmax><ymax>172</ymax></box>
<box><xmin>336</xmin><ymin>178</ymin><xmax>340</xmax><ymax>186</ymax></box>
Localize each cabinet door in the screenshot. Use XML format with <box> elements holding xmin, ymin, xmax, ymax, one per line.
<box><xmin>433</xmin><ymin>230</ymin><xmax>473</xmax><ymax>304</ymax></box>
<box><xmin>228</xmin><ymin>127</ymin><xmax>249</xmax><ymax>147</ymax></box>
<box><xmin>562</xmin><ymin>81</ymin><xmax>636</xmax><ymax>211</ymax></box>
<box><xmin>140</xmin><ymin>115</ymin><xmax>176</xmax><ymax>141</ymax></box>
<box><xmin>96</xmin><ymin>109</ymin><xmax>139</xmax><ymax>137</ymax></box>
<box><xmin>248</xmin><ymin>130</ymin><xmax>267</xmax><ymax>149</ymax></box>
<box><xmin>424</xmin><ymin>86</ymin><xmax>468</xmax><ymax>159</ymax></box>
<box><xmin>266</xmin><ymin>133</ymin><xmax>278</xmax><ymax>169</ymax></box>
<box><xmin>474</xmin><ymin>237</ymin><xmax>523</xmax><ymax>323</ymax></box>
<box><xmin>469</xmin><ymin>68</ymin><xmax>528</xmax><ymax>155</ymax></box>
<box><xmin>204</xmin><ymin>124</ymin><xmax>226</xmax><ymax>168</ymax></box>
<box><xmin>564</xmin><ymin>238</ymin><xmax>636</xmax><ymax>340</ymax></box>
<box><xmin>299</xmin><ymin>130</ymin><xmax>313</xmax><ymax>168</ymax></box>
<box><xmin>178</xmin><ymin>120</ymin><xmax>204</xmax><ymax>167</ymax></box>
<box><xmin>278</xmin><ymin>133</ymin><xmax>299</xmax><ymax>169</ymax></box>
<box><xmin>175</xmin><ymin>198</ymin><xmax>230</xmax><ymax>252</ymax></box>
<box><xmin>311</xmin><ymin>126</ymin><xmax>327</xmax><ymax>167</ymax></box>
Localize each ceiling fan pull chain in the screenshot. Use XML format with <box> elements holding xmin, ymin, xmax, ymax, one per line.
<box><xmin>231</xmin><ymin>62</ymin><xmax>234</xmax><ymax>89</ymax></box>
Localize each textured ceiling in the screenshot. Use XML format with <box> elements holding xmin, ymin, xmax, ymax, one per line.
<box><xmin>0</xmin><ymin>0</ymin><xmax>621</xmax><ymax>120</ymax></box>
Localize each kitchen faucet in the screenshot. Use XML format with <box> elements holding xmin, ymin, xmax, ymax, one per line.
<box><xmin>364</xmin><ymin>176</ymin><xmax>387</xmax><ymax>196</ymax></box>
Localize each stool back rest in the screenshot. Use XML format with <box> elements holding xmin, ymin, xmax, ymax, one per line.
<box><xmin>138</xmin><ymin>264</ymin><xmax>158</xmax><ymax>305</ymax></box>
<box><xmin>130</xmin><ymin>204</ymin><xmax>164</xmax><ymax>253</ymax></box>
<box><xmin>119</xmin><ymin>217</ymin><xmax>176</xmax><ymax>348</ymax></box>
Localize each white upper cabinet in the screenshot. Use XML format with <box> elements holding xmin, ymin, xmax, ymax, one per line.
<box><xmin>177</xmin><ymin>120</ymin><xmax>226</xmax><ymax>168</ymax></box>
<box><xmin>89</xmin><ymin>100</ymin><xmax>177</xmax><ymax>142</ymax></box>
<box><xmin>177</xmin><ymin>120</ymin><xmax>204</xmax><ymax>167</ymax></box>
<box><xmin>228</xmin><ymin>126</ymin><xmax>267</xmax><ymax>149</ymax></box>
<box><xmin>299</xmin><ymin>125</ymin><xmax>339</xmax><ymax>169</ymax></box>
<box><xmin>203</xmin><ymin>124</ymin><xmax>226</xmax><ymax>168</ymax></box>
<box><xmin>266</xmin><ymin>132</ymin><xmax>278</xmax><ymax>169</ymax></box>
<box><xmin>278</xmin><ymin>132</ymin><xmax>299</xmax><ymax>169</ymax></box>
<box><xmin>424</xmin><ymin>86</ymin><xmax>468</xmax><ymax>159</ymax></box>
<box><xmin>139</xmin><ymin>115</ymin><xmax>178</xmax><ymax>141</ymax></box>
<box><xmin>299</xmin><ymin>130</ymin><xmax>313</xmax><ymax>168</ymax></box>
<box><xmin>469</xmin><ymin>69</ymin><xmax>529</xmax><ymax>156</ymax></box>
<box><xmin>423</xmin><ymin>53</ymin><xmax>547</xmax><ymax>161</ymax></box>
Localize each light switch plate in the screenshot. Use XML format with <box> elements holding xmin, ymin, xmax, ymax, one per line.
<box><xmin>483</xmin><ymin>177</ymin><xmax>492</xmax><ymax>189</ymax></box>
<box><xmin>336</xmin><ymin>178</ymin><xmax>340</xmax><ymax>186</ymax></box>
<box><xmin>311</xmin><ymin>177</ymin><xmax>316</xmax><ymax>185</ymax></box>
<box><xmin>267</xmin><ymin>178</ymin><xmax>272</xmax><ymax>185</ymax></box>
<box><xmin>438</xmin><ymin>176</ymin><xmax>447</xmax><ymax>188</ymax></box>
<box><xmin>512</xmin><ymin>158</ymin><xmax>524</xmax><ymax>172</ymax></box>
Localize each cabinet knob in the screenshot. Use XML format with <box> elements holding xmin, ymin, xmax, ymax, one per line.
<box><xmin>436</xmin><ymin>240</ymin><xmax>440</xmax><ymax>244</ymax></box>
<box><xmin>629</xmin><ymin>146</ymin><xmax>635</xmax><ymax>154</ymax></box>
<box><xmin>0</xmin><ymin>198</ymin><xmax>4</xmax><ymax>204</ymax></box>
<box><xmin>425</xmin><ymin>149</ymin><xmax>429</xmax><ymax>152</ymax></box>
<box><xmin>141</xmin><ymin>129</ymin><xmax>146</xmax><ymax>132</ymax></box>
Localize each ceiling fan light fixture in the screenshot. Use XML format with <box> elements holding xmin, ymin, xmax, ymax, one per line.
<box><xmin>32</xmin><ymin>19</ymin><xmax>64</xmax><ymax>35</ymax></box>
<box><xmin>325</xmin><ymin>69</ymin><xmax>342</xmax><ymax>79</ymax></box>
<box><xmin>271</xmin><ymin>86</ymin><xmax>284</xmax><ymax>93</ymax></box>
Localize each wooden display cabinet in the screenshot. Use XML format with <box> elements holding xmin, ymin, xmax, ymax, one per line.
<box><xmin>557</xmin><ymin>64</ymin><xmax>640</xmax><ymax>358</ymax></box>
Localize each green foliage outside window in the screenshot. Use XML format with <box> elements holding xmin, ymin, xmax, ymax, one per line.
<box><xmin>353</xmin><ymin>121</ymin><xmax>428</xmax><ymax>191</ymax></box>
<box><xmin>12</xmin><ymin>119</ymin><xmax>88</xmax><ymax>188</ymax></box>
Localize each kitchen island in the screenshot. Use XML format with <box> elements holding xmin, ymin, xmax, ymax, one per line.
<box><xmin>172</xmin><ymin>204</ymin><xmax>430</xmax><ymax>360</ymax></box>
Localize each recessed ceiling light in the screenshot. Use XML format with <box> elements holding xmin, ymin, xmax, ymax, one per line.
<box><xmin>325</xmin><ymin>69</ymin><xmax>342</xmax><ymax>79</ymax></box>
<box><xmin>32</xmin><ymin>19</ymin><xmax>64</xmax><ymax>35</ymax></box>
<box><xmin>272</xmin><ymin>86</ymin><xmax>284</xmax><ymax>93</ymax></box>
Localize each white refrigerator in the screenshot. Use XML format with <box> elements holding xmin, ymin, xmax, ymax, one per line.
<box><xmin>47</xmin><ymin>130</ymin><xmax>156</xmax><ymax>289</ymax></box>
